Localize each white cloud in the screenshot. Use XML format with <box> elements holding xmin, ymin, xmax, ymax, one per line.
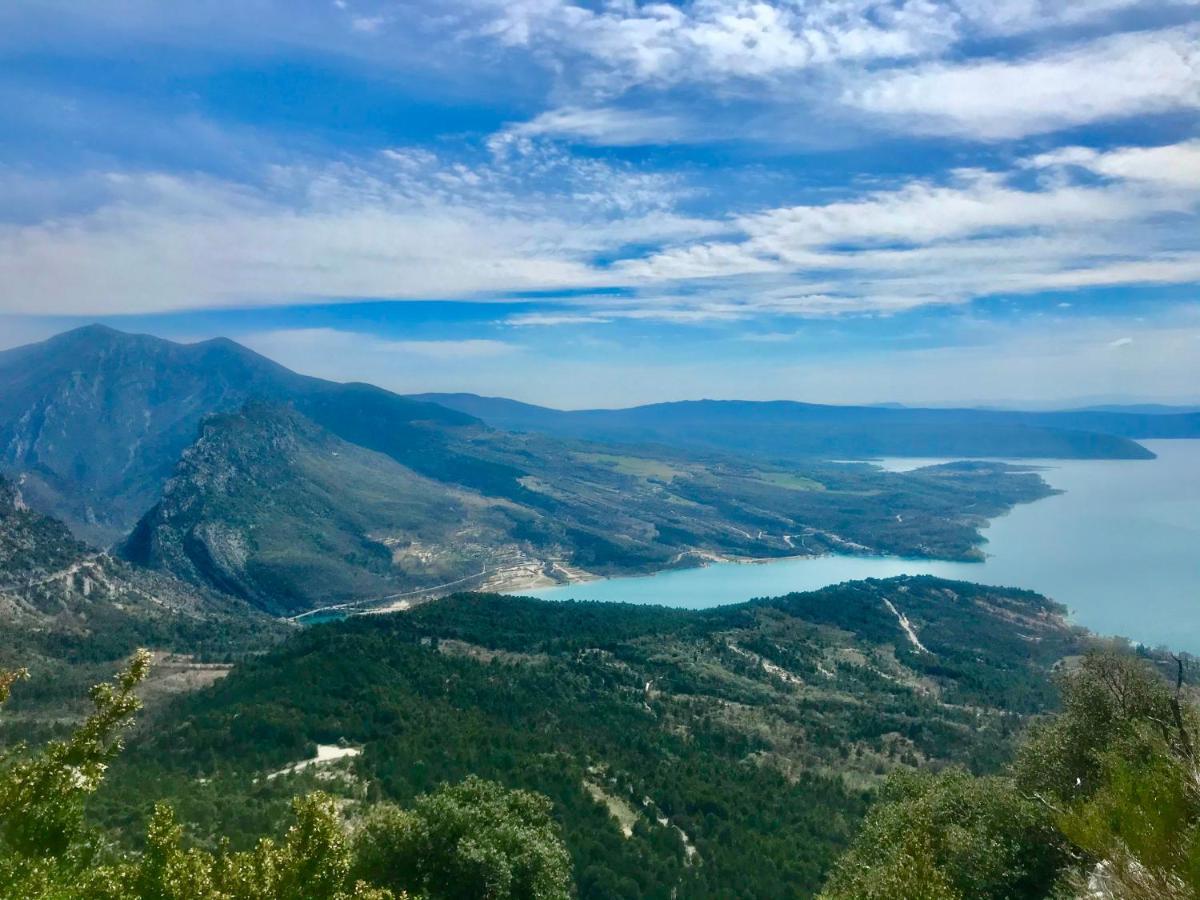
<box><xmin>844</xmin><ymin>25</ymin><xmax>1200</xmax><ymax>139</ymax></box>
<box><xmin>0</xmin><ymin>146</ymin><xmax>718</xmax><ymax>314</ymax></box>
<box><xmin>478</xmin><ymin>0</ymin><xmax>959</xmax><ymax>93</ymax></box>
<box><xmin>1028</xmin><ymin>140</ymin><xmax>1200</xmax><ymax>188</ymax></box>
<box><xmin>2</xmin><ymin>139</ymin><xmax>1198</xmax><ymax>319</ymax></box>
<box><xmin>245</xmin><ymin>328</ymin><xmax>518</xmax><ymax>360</ymax></box>
<box><xmin>506</xmin><ymin>312</ymin><xmax>615</xmax><ymax>326</ymax></box>
<box><xmin>613</xmin><ymin>148</ymin><xmax>1200</xmax><ymax>314</ymax></box>
<box><xmin>351</xmin><ymin>15</ymin><xmax>387</xmax><ymax>32</ymax></box>
<box><xmin>493</xmin><ymin>106</ymin><xmax>689</xmax><ymax>148</ymax></box>
<box><xmin>952</xmin><ymin>0</ymin><xmax>1193</xmax><ymax>37</ymax></box>
<box><xmin>236</xmin><ymin>310</ymin><xmax>1200</xmax><ymax>409</ymax></box>
<box><xmin>471</xmin><ymin>0</ymin><xmax>1194</xmax><ymax>96</ymax></box>
<box><xmin>236</xmin><ymin>327</ymin><xmax>530</xmax><ymax>394</ymax></box>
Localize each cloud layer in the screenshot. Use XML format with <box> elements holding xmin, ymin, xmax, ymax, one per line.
<box><xmin>4</xmin><ymin>138</ymin><xmax>1196</xmax><ymax>319</ymax></box>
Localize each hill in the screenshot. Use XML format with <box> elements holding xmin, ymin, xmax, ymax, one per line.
<box><xmin>118</xmin><ymin>402</ymin><xmax>1053</xmax><ymax>615</ymax></box>
<box><xmin>121</xmin><ymin>403</ymin><xmax>554</xmax><ymax>616</ymax></box>
<box><xmin>408</xmin><ymin>394</ymin><xmax>1185</xmax><ymax>461</ymax></box>
<box><xmin>0</xmin><ymin>474</ymin><xmax>281</xmax><ymax>728</ymax></box>
<box><xmin>94</xmin><ymin>577</ymin><xmax>1088</xmax><ymax>899</ymax></box>
<box><xmin>0</xmin><ymin>325</ymin><xmax>476</xmax><ymax>545</ymax></box>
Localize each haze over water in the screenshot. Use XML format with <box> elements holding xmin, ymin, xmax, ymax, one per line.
<box><xmin>519</xmin><ymin>440</ymin><xmax>1200</xmax><ymax>653</ymax></box>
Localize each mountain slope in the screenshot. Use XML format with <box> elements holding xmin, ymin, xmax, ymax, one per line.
<box><xmin>0</xmin><ymin>325</ymin><xmax>477</xmax><ymax>544</ymax></box>
<box><xmin>118</xmin><ymin>402</ymin><xmax>1055</xmax><ymax>615</ymax></box>
<box><xmin>0</xmin><ymin>473</ymin><xmax>280</xmax><ymax>722</ymax></box>
<box><xmin>97</xmin><ymin>577</ymin><xmax>1087</xmax><ymax>898</ymax></box>
<box><xmin>123</xmin><ymin>404</ymin><xmax>549</xmax><ymax>616</ymax></box>
<box><xmin>409</xmin><ymin>394</ymin><xmax>1177</xmax><ymax>460</ymax></box>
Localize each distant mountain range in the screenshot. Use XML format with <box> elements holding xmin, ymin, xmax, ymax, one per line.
<box><xmin>0</xmin><ymin>324</ymin><xmax>486</xmax><ymax>546</ymax></box>
<box><xmin>409</xmin><ymin>394</ymin><xmax>1200</xmax><ymax>462</ymax></box>
<box><xmin>1073</xmin><ymin>403</ymin><xmax>1200</xmax><ymax>415</ymax></box>
<box><xmin>0</xmin><ymin>326</ymin><xmax>1078</xmax><ymax>615</ymax></box>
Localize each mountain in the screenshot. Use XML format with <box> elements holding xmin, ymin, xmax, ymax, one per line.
<box><xmin>1074</xmin><ymin>403</ymin><xmax>1200</xmax><ymax>415</ymax></box>
<box><xmin>96</xmin><ymin>576</ymin><xmax>1087</xmax><ymax>898</ymax></box>
<box><xmin>0</xmin><ymin>325</ymin><xmax>476</xmax><ymax>545</ymax></box>
<box><xmin>122</xmin><ymin>403</ymin><xmax>552</xmax><ymax>616</ymax></box>
<box><xmin>408</xmin><ymin>394</ymin><xmax>1185</xmax><ymax>461</ymax></box>
<box><xmin>1</xmin><ymin>327</ymin><xmax>1059</xmax><ymax>617</ymax></box>
<box><xmin>0</xmin><ymin>473</ymin><xmax>280</xmax><ymax>722</ymax></box>
<box><xmin>118</xmin><ymin>400</ymin><xmax>1055</xmax><ymax>615</ymax></box>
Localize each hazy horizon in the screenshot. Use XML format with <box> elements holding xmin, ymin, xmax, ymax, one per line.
<box><xmin>5</xmin><ymin>320</ymin><xmax>1200</xmax><ymax>412</ymax></box>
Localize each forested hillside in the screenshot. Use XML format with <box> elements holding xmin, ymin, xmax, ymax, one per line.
<box><xmin>820</xmin><ymin>650</ymin><xmax>1200</xmax><ymax>899</ymax></box>
<box><xmin>1</xmin><ymin>654</ymin><xmax>574</xmax><ymax>899</ymax></box>
<box><xmin>93</xmin><ymin>578</ymin><xmax>1087</xmax><ymax>898</ymax></box>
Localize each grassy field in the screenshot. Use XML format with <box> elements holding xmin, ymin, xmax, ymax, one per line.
<box><xmin>572</xmin><ymin>451</ymin><xmax>687</xmax><ymax>481</ymax></box>
<box><xmin>744</xmin><ymin>470</ymin><xmax>826</xmax><ymax>491</ymax></box>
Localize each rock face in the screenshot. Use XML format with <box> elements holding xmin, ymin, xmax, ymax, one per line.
<box><xmin>122</xmin><ymin>404</ymin><xmax>533</xmax><ymax>616</ymax></box>
<box><xmin>0</xmin><ymin>472</ymin><xmax>272</xmax><ymax>667</ymax></box>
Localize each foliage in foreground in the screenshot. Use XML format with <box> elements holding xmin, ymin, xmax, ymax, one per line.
<box><xmin>819</xmin><ymin>649</ymin><xmax>1200</xmax><ymax>900</ymax></box>
<box><xmin>0</xmin><ymin>653</ymin><xmax>572</xmax><ymax>900</ymax></box>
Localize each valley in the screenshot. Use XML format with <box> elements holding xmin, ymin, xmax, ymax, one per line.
<box><xmin>522</xmin><ymin>440</ymin><xmax>1200</xmax><ymax>652</ymax></box>
<box><xmin>3</xmin><ymin>327</ymin><xmax>1059</xmax><ymax>617</ymax></box>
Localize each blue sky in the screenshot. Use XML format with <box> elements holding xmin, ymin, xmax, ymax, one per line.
<box><xmin>1</xmin><ymin>0</ymin><xmax>1198</xmax><ymax>407</ymax></box>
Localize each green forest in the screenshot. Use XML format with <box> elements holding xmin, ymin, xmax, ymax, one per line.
<box><xmin>5</xmin><ymin>621</ymin><xmax>1200</xmax><ymax>898</ymax></box>
<box><xmin>53</xmin><ymin>578</ymin><xmax>1134</xmax><ymax>898</ymax></box>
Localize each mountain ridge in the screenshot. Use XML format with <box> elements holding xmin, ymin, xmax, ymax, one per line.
<box><xmin>118</xmin><ymin>400</ymin><xmax>1057</xmax><ymax>615</ymax></box>
<box><xmin>0</xmin><ymin>326</ymin><xmax>1117</xmax><ymax>619</ymax></box>
<box><xmin>0</xmin><ymin>326</ymin><xmax>481</xmax><ymax>543</ymax></box>
<box><xmin>408</xmin><ymin>392</ymin><xmax>1189</xmax><ymax>460</ymax></box>
<box><xmin>405</xmin><ymin>393</ymin><xmax>1200</xmax><ymax>460</ymax></box>
<box><xmin>0</xmin><ymin>470</ymin><xmax>281</xmax><ymax>723</ymax></box>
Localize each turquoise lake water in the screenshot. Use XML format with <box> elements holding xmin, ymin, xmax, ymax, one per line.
<box><xmin>515</xmin><ymin>440</ymin><xmax>1200</xmax><ymax>652</ymax></box>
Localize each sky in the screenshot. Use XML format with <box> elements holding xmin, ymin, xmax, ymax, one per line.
<box><xmin>1</xmin><ymin>0</ymin><xmax>1198</xmax><ymax>408</ymax></box>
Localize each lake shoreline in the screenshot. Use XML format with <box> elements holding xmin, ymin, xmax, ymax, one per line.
<box><xmin>515</xmin><ymin>441</ymin><xmax>1200</xmax><ymax>653</ymax></box>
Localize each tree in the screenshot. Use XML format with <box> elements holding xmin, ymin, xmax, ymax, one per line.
<box><xmin>117</xmin><ymin>795</ymin><xmax>394</xmax><ymax>900</ymax></box>
<box><xmin>817</xmin><ymin>769</ymin><xmax>1064</xmax><ymax>900</ymax></box>
<box><xmin>820</xmin><ymin>648</ymin><xmax>1200</xmax><ymax>900</ymax></box>
<box><xmin>352</xmin><ymin>776</ymin><xmax>573</xmax><ymax>900</ymax></box>
<box><xmin>1029</xmin><ymin>652</ymin><xmax>1200</xmax><ymax>900</ymax></box>
<box><xmin>1</xmin><ymin>651</ymin><xmax>149</xmax><ymax>897</ymax></box>
<box><xmin>0</xmin><ymin>655</ymin><xmax>572</xmax><ymax>900</ymax></box>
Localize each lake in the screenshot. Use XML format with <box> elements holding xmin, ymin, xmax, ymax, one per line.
<box><xmin>515</xmin><ymin>440</ymin><xmax>1200</xmax><ymax>652</ymax></box>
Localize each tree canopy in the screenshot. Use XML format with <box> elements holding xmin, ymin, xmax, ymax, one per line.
<box><xmin>0</xmin><ymin>654</ymin><xmax>572</xmax><ymax>900</ymax></box>
<box><xmin>820</xmin><ymin>649</ymin><xmax>1200</xmax><ymax>900</ymax></box>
